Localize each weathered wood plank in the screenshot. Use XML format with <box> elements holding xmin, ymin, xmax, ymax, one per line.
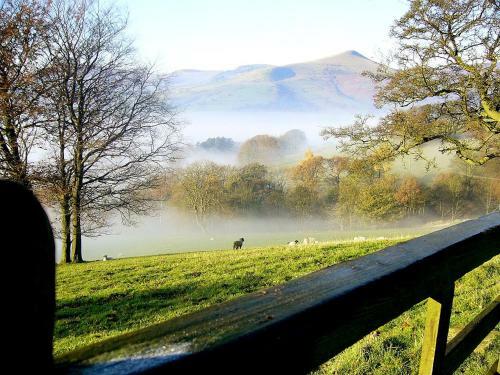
<box><xmin>419</xmin><ymin>283</ymin><xmax>454</xmax><ymax>375</ymax></box>
<box><xmin>443</xmin><ymin>296</ymin><xmax>500</xmax><ymax>375</ymax></box>
<box><xmin>57</xmin><ymin>213</ymin><xmax>500</xmax><ymax>375</ymax></box>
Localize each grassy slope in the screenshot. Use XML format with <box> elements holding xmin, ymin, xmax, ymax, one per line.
<box><xmin>55</xmin><ymin>240</ymin><xmax>499</xmax><ymax>374</ymax></box>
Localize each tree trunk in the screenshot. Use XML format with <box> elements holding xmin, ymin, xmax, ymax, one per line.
<box><xmin>60</xmin><ymin>196</ymin><xmax>71</xmax><ymax>263</ymax></box>
<box><xmin>71</xmin><ymin>187</ymin><xmax>83</xmax><ymax>263</ymax></box>
<box><xmin>194</xmin><ymin>211</ymin><xmax>208</xmax><ymax>234</ymax></box>
<box><xmin>71</xmin><ymin>139</ymin><xmax>84</xmax><ymax>263</ymax></box>
<box><xmin>56</xmin><ymin>120</ymin><xmax>73</xmax><ymax>262</ymax></box>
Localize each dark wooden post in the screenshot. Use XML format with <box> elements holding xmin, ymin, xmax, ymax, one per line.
<box><xmin>0</xmin><ymin>181</ymin><xmax>55</xmax><ymax>372</ymax></box>
<box><xmin>419</xmin><ymin>282</ymin><xmax>455</xmax><ymax>374</ymax></box>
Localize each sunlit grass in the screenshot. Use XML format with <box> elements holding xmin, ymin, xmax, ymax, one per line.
<box><xmin>55</xmin><ymin>240</ymin><xmax>397</xmax><ymax>355</ymax></box>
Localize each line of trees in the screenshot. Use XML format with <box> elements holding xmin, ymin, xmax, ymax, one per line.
<box><xmin>0</xmin><ymin>0</ymin><xmax>180</xmax><ymax>262</ymax></box>
<box><xmin>158</xmin><ymin>152</ymin><xmax>499</xmax><ymax>231</ymax></box>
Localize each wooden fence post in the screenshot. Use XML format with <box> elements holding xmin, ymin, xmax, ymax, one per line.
<box><xmin>419</xmin><ymin>282</ymin><xmax>455</xmax><ymax>375</ymax></box>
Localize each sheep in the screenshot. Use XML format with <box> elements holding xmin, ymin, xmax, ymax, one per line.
<box><xmin>233</xmin><ymin>238</ymin><xmax>245</xmax><ymax>249</ymax></box>
<box><xmin>303</xmin><ymin>237</ymin><xmax>316</xmax><ymax>244</ymax></box>
<box><xmin>288</xmin><ymin>240</ymin><xmax>299</xmax><ymax>246</ymax></box>
<box><xmin>353</xmin><ymin>236</ymin><xmax>367</xmax><ymax>241</ymax></box>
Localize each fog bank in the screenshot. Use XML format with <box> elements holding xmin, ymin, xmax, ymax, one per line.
<box><xmin>52</xmin><ymin>205</ymin><xmax>439</xmax><ymax>262</ymax></box>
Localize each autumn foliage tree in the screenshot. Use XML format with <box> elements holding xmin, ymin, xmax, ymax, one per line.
<box><xmin>395</xmin><ymin>176</ymin><xmax>426</xmax><ymax>216</ymax></box>
<box><xmin>238</xmin><ymin>134</ymin><xmax>282</xmax><ymax>165</ymax></box>
<box><xmin>0</xmin><ymin>0</ymin><xmax>49</xmax><ymax>187</ymax></box>
<box><xmin>358</xmin><ymin>175</ymin><xmax>402</xmax><ymax>221</ymax></box>
<box><xmin>290</xmin><ymin>150</ymin><xmax>325</xmax><ymax>191</ymax></box>
<box><xmin>225</xmin><ymin>163</ymin><xmax>285</xmax><ymax>214</ymax></box>
<box><xmin>323</xmin><ymin>0</ymin><xmax>499</xmax><ymax>166</ymax></box>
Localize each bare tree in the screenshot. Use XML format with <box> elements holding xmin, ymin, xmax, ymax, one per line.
<box><xmin>173</xmin><ymin>162</ymin><xmax>228</xmax><ymax>232</ymax></box>
<box><xmin>44</xmin><ymin>0</ymin><xmax>181</xmax><ymax>262</ymax></box>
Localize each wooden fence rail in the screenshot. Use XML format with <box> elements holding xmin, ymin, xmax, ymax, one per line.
<box><xmin>1</xmin><ymin>181</ymin><xmax>498</xmax><ymax>374</ymax></box>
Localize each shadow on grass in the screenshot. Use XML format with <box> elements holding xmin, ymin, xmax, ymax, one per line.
<box><xmin>55</xmin><ymin>274</ymin><xmax>269</xmax><ymax>343</ymax></box>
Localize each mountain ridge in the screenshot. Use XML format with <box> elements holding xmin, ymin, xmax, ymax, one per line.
<box><xmin>168</xmin><ymin>50</ymin><xmax>380</xmax><ymax>112</ymax></box>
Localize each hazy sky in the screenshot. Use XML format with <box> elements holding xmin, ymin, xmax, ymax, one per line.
<box><xmin>116</xmin><ymin>0</ymin><xmax>409</xmax><ymax>72</ymax></box>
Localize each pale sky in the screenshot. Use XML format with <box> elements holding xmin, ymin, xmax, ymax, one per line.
<box><xmin>116</xmin><ymin>0</ymin><xmax>410</xmax><ymax>72</ymax></box>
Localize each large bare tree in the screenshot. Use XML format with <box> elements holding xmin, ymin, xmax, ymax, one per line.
<box><xmin>323</xmin><ymin>0</ymin><xmax>499</xmax><ymax>166</ymax></box>
<box><xmin>43</xmin><ymin>0</ymin><xmax>180</xmax><ymax>262</ymax></box>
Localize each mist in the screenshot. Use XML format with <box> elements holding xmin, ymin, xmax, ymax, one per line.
<box><xmin>177</xmin><ymin>110</ymin><xmax>354</xmax><ymax>166</ymax></box>
<box><xmin>181</xmin><ymin>110</ymin><xmax>359</xmax><ymax>146</ymax></box>
<box><xmin>48</xmin><ymin>112</ymin><xmax>478</xmax><ymax>263</ymax></box>
<box><xmin>51</xmin><ymin>204</ymin><xmax>442</xmax><ymax>262</ymax></box>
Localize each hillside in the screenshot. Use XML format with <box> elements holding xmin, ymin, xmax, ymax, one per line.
<box><xmin>168</xmin><ymin>50</ymin><xmax>380</xmax><ymax>112</ymax></box>
<box><xmin>55</xmin><ymin>240</ymin><xmax>498</xmax><ymax>374</ymax></box>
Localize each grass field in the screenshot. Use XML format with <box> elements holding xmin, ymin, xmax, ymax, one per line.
<box><xmin>55</xmin><ymin>239</ymin><xmax>499</xmax><ymax>374</ymax></box>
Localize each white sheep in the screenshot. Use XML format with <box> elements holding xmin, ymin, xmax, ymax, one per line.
<box><xmin>353</xmin><ymin>236</ymin><xmax>367</xmax><ymax>241</ymax></box>
<box><xmin>303</xmin><ymin>237</ymin><xmax>316</xmax><ymax>244</ymax></box>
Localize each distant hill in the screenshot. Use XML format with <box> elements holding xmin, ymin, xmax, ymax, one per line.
<box><xmin>168</xmin><ymin>50</ymin><xmax>380</xmax><ymax>112</ymax></box>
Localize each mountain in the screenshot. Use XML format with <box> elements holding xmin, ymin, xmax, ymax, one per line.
<box><xmin>167</xmin><ymin>50</ymin><xmax>380</xmax><ymax>112</ymax></box>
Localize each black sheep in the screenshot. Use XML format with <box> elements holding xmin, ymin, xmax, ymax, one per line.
<box><xmin>233</xmin><ymin>237</ymin><xmax>245</xmax><ymax>249</ymax></box>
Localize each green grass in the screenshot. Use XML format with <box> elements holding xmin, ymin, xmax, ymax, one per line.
<box><xmin>55</xmin><ymin>239</ymin><xmax>499</xmax><ymax>374</ymax></box>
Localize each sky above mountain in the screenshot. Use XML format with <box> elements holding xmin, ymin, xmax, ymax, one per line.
<box><xmin>116</xmin><ymin>0</ymin><xmax>409</xmax><ymax>72</ymax></box>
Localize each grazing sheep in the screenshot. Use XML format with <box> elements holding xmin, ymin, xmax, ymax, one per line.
<box><xmin>303</xmin><ymin>237</ymin><xmax>316</xmax><ymax>244</ymax></box>
<box><xmin>233</xmin><ymin>238</ymin><xmax>245</xmax><ymax>249</ymax></box>
<box><xmin>288</xmin><ymin>240</ymin><xmax>299</xmax><ymax>246</ymax></box>
<box><xmin>353</xmin><ymin>236</ymin><xmax>367</xmax><ymax>241</ymax></box>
